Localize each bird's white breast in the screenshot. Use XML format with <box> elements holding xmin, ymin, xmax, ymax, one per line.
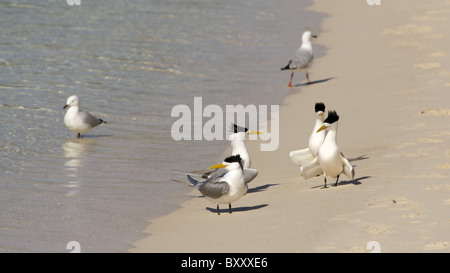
<box><xmin>64</xmin><ymin>107</ymin><xmax>90</xmax><ymax>134</ymax></box>
<box><xmin>218</xmin><ymin>169</ymin><xmax>247</xmax><ymax>204</ymax></box>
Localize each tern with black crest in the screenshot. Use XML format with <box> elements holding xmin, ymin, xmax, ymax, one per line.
<box><xmin>300</xmin><ymin>110</ymin><xmax>354</xmax><ymax>188</ymax></box>
<box><xmin>187</xmin><ymin>154</ymin><xmax>247</xmax><ymax>215</ymax></box>
<box><xmin>289</xmin><ymin>102</ymin><xmax>326</xmax><ymax>166</ymax></box>
<box><xmin>180</xmin><ymin>123</ymin><xmax>261</xmax><ymax>184</ymax></box>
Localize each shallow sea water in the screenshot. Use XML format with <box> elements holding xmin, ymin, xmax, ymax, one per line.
<box><xmin>0</xmin><ymin>0</ymin><xmax>324</xmax><ymax>252</ymax></box>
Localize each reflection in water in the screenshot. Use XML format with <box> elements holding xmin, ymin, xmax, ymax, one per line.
<box><xmin>62</xmin><ymin>139</ymin><xmax>96</xmax><ymax>197</ymax></box>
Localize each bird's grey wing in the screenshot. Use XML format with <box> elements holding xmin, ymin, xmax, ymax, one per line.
<box><xmin>78</xmin><ymin>110</ymin><xmax>103</xmax><ymax>127</ymax></box>
<box><xmin>198</xmin><ymin>181</ymin><xmax>230</xmax><ymax>199</ymax></box>
<box><xmin>289</xmin><ymin>48</ymin><xmax>313</xmax><ymax>70</ymax></box>
<box><xmin>197</xmin><ymin>168</ymin><xmax>228</xmax><ymax>180</ymax></box>
<box><xmin>187</xmin><ymin>174</ymin><xmax>201</xmax><ymax>187</ymax></box>
<box><xmin>174</xmin><ymin>169</ymin><xmax>214</xmax><ymax>176</ymax></box>
<box><xmin>175</xmin><ymin>169</ymin><xmax>215</xmax><ymax>179</ymax></box>
<box><xmin>196</xmin><ymin>168</ymin><xmax>227</xmax><ymax>182</ymax></box>
<box><xmin>347</xmin><ymin>154</ymin><xmax>369</xmax><ymax>163</ymax></box>
<box><xmin>184</xmin><ymin>168</ymin><xmax>215</xmax><ymax>175</ymax></box>
<box><xmin>243</xmin><ymin>168</ymin><xmax>258</xmax><ymax>184</ymax></box>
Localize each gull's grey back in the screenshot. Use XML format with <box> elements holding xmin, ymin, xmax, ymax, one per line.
<box><xmin>78</xmin><ymin>110</ymin><xmax>104</xmax><ymax>127</ymax></box>
<box><xmin>289</xmin><ymin>47</ymin><xmax>313</xmax><ymax>70</ymax></box>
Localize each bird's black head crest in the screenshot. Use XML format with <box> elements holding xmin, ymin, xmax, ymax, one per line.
<box><xmin>224</xmin><ymin>154</ymin><xmax>242</xmax><ymax>163</ymax></box>
<box><xmin>324</xmin><ymin>110</ymin><xmax>339</xmax><ymax>124</ymax></box>
<box><xmin>315</xmin><ymin>102</ymin><xmax>325</xmax><ymax>113</ymax></box>
<box><xmin>231</xmin><ymin>123</ymin><xmax>248</xmax><ymax>134</ymax></box>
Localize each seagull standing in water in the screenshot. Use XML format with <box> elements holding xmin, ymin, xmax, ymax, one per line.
<box><xmin>301</xmin><ymin>111</ymin><xmax>354</xmax><ymax>188</ymax></box>
<box><xmin>63</xmin><ymin>95</ymin><xmax>106</xmax><ymax>138</ymax></box>
<box><xmin>289</xmin><ymin>102</ymin><xmax>326</xmax><ymax>166</ymax></box>
<box><xmin>281</xmin><ymin>30</ymin><xmax>317</xmax><ymax>87</ymax></box>
<box><xmin>187</xmin><ymin>154</ymin><xmax>247</xmax><ymax>215</ymax></box>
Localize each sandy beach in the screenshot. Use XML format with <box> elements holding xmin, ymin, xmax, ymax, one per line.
<box><xmin>131</xmin><ymin>0</ymin><xmax>450</xmax><ymax>253</ymax></box>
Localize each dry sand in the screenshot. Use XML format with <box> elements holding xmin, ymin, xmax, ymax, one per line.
<box><xmin>131</xmin><ymin>0</ymin><xmax>450</xmax><ymax>252</ymax></box>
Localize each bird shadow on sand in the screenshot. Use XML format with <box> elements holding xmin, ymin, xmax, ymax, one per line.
<box><xmin>247</xmin><ymin>183</ymin><xmax>279</xmax><ymax>194</ymax></box>
<box><xmin>294</xmin><ymin>77</ymin><xmax>335</xmax><ymax>87</ymax></box>
<box><xmin>339</xmin><ymin>175</ymin><xmax>371</xmax><ymax>186</ymax></box>
<box><xmin>310</xmin><ymin>175</ymin><xmax>371</xmax><ymax>189</ymax></box>
<box><xmin>206</xmin><ymin>204</ymin><xmax>268</xmax><ymax>215</ymax></box>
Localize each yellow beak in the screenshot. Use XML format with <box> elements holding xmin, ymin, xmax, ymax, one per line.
<box><xmin>248</xmin><ymin>130</ymin><xmax>262</xmax><ymax>135</ymax></box>
<box><xmin>208</xmin><ymin>163</ymin><xmax>227</xmax><ymax>169</ymax></box>
<box><xmin>316</xmin><ymin>124</ymin><xmax>328</xmax><ymax>133</ymax></box>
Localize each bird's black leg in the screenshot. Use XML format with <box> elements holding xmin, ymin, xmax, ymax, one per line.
<box><xmin>324</xmin><ymin>177</ymin><xmax>328</xmax><ymax>188</ymax></box>
<box><xmin>77</xmin><ymin>133</ymin><xmax>81</xmax><ymax>139</ymax></box>
<box><xmin>217</xmin><ymin>203</ymin><xmax>220</xmax><ymax>215</ymax></box>
<box><xmin>229</xmin><ymin>203</ymin><xmax>232</xmax><ymax>214</ymax></box>
<box><xmin>335</xmin><ymin>175</ymin><xmax>340</xmax><ymax>187</ymax></box>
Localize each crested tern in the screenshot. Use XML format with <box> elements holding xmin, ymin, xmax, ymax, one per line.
<box><xmin>281</xmin><ymin>30</ymin><xmax>317</xmax><ymax>87</ymax></box>
<box><xmin>229</xmin><ymin>123</ymin><xmax>261</xmax><ymax>169</ymax></box>
<box><xmin>303</xmin><ymin>110</ymin><xmax>354</xmax><ymax>188</ymax></box>
<box><xmin>182</xmin><ymin>123</ymin><xmax>261</xmax><ymax>184</ymax></box>
<box><xmin>63</xmin><ymin>95</ymin><xmax>106</xmax><ymax>138</ymax></box>
<box><xmin>289</xmin><ymin>102</ymin><xmax>326</xmax><ymax>166</ymax></box>
<box><xmin>187</xmin><ymin>154</ymin><xmax>247</xmax><ymax>215</ymax></box>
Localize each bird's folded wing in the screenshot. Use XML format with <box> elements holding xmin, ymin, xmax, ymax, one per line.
<box><xmin>198</xmin><ymin>181</ymin><xmax>230</xmax><ymax>199</ymax></box>
<box><xmin>78</xmin><ymin>111</ymin><xmax>103</xmax><ymax>127</ymax></box>
<box><xmin>176</xmin><ymin>167</ymin><xmax>226</xmax><ymax>180</ymax></box>
<box><xmin>290</xmin><ymin>48</ymin><xmax>313</xmax><ymax>70</ymax></box>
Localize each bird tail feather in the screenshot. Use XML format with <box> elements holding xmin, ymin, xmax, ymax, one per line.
<box><xmin>187</xmin><ymin>175</ymin><xmax>201</xmax><ymax>188</ymax></box>
<box><xmin>280</xmin><ymin>61</ymin><xmax>292</xmax><ymax>70</ymax></box>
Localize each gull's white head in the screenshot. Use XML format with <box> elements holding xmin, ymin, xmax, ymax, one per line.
<box><xmin>63</xmin><ymin>95</ymin><xmax>79</xmax><ymax>109</ymax></box>
<box><xmin>302</xmin><ymin>30</ymin><xmax>317</xmax><ymax>46</ymax></box>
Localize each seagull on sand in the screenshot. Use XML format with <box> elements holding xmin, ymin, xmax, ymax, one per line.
<box><xmin>289</xmin><ymin>102</ymin><xmax>326</xmax><ymax>166</ymax></box>
<box><xmin>187</xmin><ymin>154</ymin><xmax>247</xmax><ymax>215</ymax></box>
<box><xmin>300</xmin><ymin>110</ymin><xmax>354</xmax><ymax>188</ymax></box>
<box><xmin>281</xmin><ymin>30</ymin><xmax>317</xmax><ymax>87</ymax></box>
<box><xmin>63</xmin><ymin>95</ymin><xmax>107</xmax><ymax>138</ymax></box>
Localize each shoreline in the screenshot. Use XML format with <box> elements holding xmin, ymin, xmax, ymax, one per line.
<box><xmin>131</xmin><ymin>0</ymin><xmax>450</xmax><ymax>252</ymax></box>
